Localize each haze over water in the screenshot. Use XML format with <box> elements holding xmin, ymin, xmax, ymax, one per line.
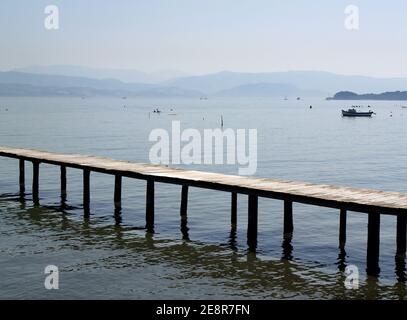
<box><xmin>1</xmin><ymin>96</ymin><xmax>407</xmax><ymax>299</ymax></box>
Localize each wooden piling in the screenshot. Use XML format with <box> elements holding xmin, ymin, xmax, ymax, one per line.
<box><xmin>366</xmin><ymin>212</ymin><xmax>380</xmax><ymax>276</ymax></box>
<box><xmin>247</xmin><ymin>194</ymin><xmax>258</xmax><ymax>250</ymax></box>
<box><xmin>396</xmin><ymin>215</ymin><xmax>406</xmax><ymax>259</ymax></box>
<box><xmin>19</xmin><ymin>159</ymin><xmax>25</xmax><ymax>195</ymax></box>
<box><xmin>32</xmin><ymin>161</ymin><xmax>39</xmax><ymax>204</ymax></box>
<box><xmin>60</xmin><ymin>166</ymin><xmax>67</xmax><ymax>199</ymax></box>
<box><xmin>231</xmin><ymin>192</ymin><xmax>237</xmax><ymax>229</ymax></box>
<box><xmin>114</xmin><ymin>174</ymin><xmax>122</xmax><ymax>210</ymax></box>
<box><xmin>83</xmin><ymin>169</ymin><xmax>90</xmax><ymax>213</ymax></box>
<box><xmin>180</xmin><ymin>185</ymin><xmax>188</xmax><ymax>220</ymax></box>
<box><xmin>180</xmin><ymin>185</ymin><xmax>189</xmax><ymax>240</ymax></box>
<box><xmin>339</xmin><ymin>209</ymin><xmax>347</xmax><ymax>248</ymax></box>
<box><xmin>146</xmin><ymin>179</ymin><xmax>155</xmax><ymax>232</ymax></box>
<box><xmin>284</xmin><ymin>200</ymin><xmax>293</xmax><ymax>240</ymax></box>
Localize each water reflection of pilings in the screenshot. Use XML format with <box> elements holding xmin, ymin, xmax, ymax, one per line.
<box><xmin>281</xmin><ymin>237</ymin><xmax>293</xmax><ymax>261</ymax></box>
<box><xmin>3</xmin><ymin>198</ymin><xmax>407</xmax><ymax>299</ymax></box>
<box><xmin>180</xmin><ymin>216</ymin><xmax>190</xmax><ymax>241</ymax></box>
<box><xmin>395</xmin><ymin>255</ymin><xmax>407</xmax><ymax>283</ymax></box>
<box><xmin>228</xmin><ymin>228</ymin><xmax>237</xmax><ymax>251</ymax></box>
<box><xmin>145</xmin><ymin>231</ymin><xmax>155</xmax><ymax>249</ymax></box>
<box><xmin>336</xmin><ymin>248</ymin><xmax>347</xmax><ymax>272</ymax></box>
<box><xmin>19</xmin><ymin>190</ymin><xmax>25</xmax><ymax>203</ymax></box>
<box><xmin>393</xmin><ymin>281</ymin><xmax>407</xmax><ymax>300</ymax></box>
<box><xmin>3</xmin><ymin>193</ymin><xmax>407</xmax><ymax>298</ymax></box>
<box><xmin>60</xmin><ymin>193</ymin><xmax>67</xmax><ymax>211</ymax></box>
<box><xmin>112</xmin><ymin>224</ymin><xmax>123</xmax><ymax>242</ymax></box>
<box><xmin>246</xmin><ymin>251</ymin><xmax>258</xmax><ymax>273</ymax></box>
<box><xmin>365</xmin><ymin>275</ymin><xmax>380</xmax><ymax>300</ymax></box>
<box><xmin>114</xmin><ymin>208</ymin><xmax>122</xmax><ymax>226</ymax></box>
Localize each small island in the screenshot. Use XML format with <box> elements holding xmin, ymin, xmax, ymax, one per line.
<box><xmin>327</xmin><ymin>90</ymin><xmax>407</xmax><ymax>100</ymax></box>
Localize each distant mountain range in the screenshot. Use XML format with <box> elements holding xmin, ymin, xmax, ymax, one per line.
<box><xmin>0</xmin><ymin>71</ymin><xmax>203</xmax><ymax>97</ymax></box>
<box><xmin>327</xmin><ymin>91</ymin><xmax>407</xmax><ymax>100</ymax></box>
<box><xmin>164</xmin><ymin>70</ymin><xmax>407</xmax><ymax>95</ymax></box>
<box><xmin>3</xmin><ymin>67</ymin><xmax>407</xmax><ymax>98</ymax></box>
<box><xmin>12</xmin><ymin>65</ymin><xmax>189</xmax><ymax>84</ymax></box>
<box><xmin>214</xmin><ymin>83</ymin><xmax>323</xmax><ymax>97</ymax></box>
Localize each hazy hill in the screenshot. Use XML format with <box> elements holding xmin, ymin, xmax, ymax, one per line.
<box><xmin>0</xmin><ymin>71</ymin><xmax>153</xmax><ymax>90</ymax></box>
<box><xmin>12</xmin><ymin>65</ymin><xmax>188</xmax><ymax>84</ymax></box>
<box><xmin>0</xmin><ymin>71</ymin><xmax>203</xmax><ymax>97</ymax></box>
<box><xmin>214</xmin><ymin>83</ymin><xmax>322</xmax><ymax>97</ymax></box>
<box><xmin>0</xmin><ymin>83</ymin><xmax>129</xmax><ymax>97</ymax></box>
<box><xmin>327</xmin><ymin>90</ymin><xmax>407</xmax><ymax>100</ymax></box>
<box><xmin>165</xmin><ymin>71</ymin><xmax>407</xmax><ymax>96</ymax></box>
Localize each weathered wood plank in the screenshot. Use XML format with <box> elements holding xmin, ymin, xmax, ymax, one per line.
<box><xmin>1</xmin><ymin>146</ymin><xmax>407</xmax><ymax>215</ymax></box>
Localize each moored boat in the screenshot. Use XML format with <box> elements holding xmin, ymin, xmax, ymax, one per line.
<box><xmin>342</xmin><ymin>108</ymin><xmax>374</xmax><ymax>117</ymax></box>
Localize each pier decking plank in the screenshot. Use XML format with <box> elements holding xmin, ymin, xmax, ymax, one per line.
<box><xmin>1</xmin><ymin>145</ymin><xmax>407</xmax><ymax>215</ymax></box>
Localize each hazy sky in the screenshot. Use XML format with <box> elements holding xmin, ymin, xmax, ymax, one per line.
<box><xmin>1</xmin><ymin>0</ymin><xmax>407</xmax><ymax>76</ymax></box>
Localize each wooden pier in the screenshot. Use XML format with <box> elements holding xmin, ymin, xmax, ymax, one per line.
<box><xmin>1</xmin><ymin>146</ymin><xmax>407</xmax><ymax>276</ymax></box>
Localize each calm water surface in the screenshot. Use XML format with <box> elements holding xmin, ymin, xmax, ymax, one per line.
<box><xmin>0</xmin><ymin>96</ymin><xmax>407</xmax><ymax>299</ymax></box>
